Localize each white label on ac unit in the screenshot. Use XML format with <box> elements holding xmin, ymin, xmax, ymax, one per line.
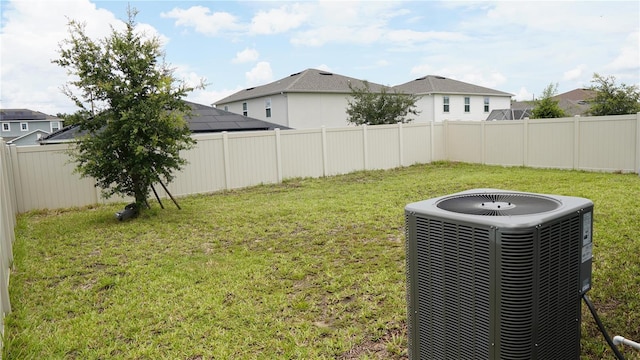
<box><xmin>582</xmin><ymin>212</ymin><xmax>592</xmax><ymax>246</ymax></box>
<box><xmin>582</xmin><ymin>243</ymin><xmax>593</xmax><ymax>263</ymax></box>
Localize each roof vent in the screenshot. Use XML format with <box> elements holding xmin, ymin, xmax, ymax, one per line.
<box><xmin>290</xmin><ymin>72</ymin><xmax>302</xmax><ymax>77</ymax></box>
<box><xmin>435</xmin><ymin>76</ymin><xmax>446</xmax><ymax>79</ymax></box>
<box><xmin>319</xmin><ymin>72</ymin><xmax>333</xmax><ymax>76</ymax></box>
<box><xmin>246</xmin><ymin>87</ymin><xmax>255</xmax><ymax>91</ymax></box>
<box><xmin>415</xmin><ymin>76</ymin><xmax>427</xmax><ymax>81</ymax></box>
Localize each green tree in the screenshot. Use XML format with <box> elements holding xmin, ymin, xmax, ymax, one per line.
<box><xmin>55</xmin><ymin>109</ymin><xmax>92</xmax><ymax>127</ymax></box>
<box><xmin>588</xmin><ymin>73</ymin><xmax>640</xmax><ymax>116</ymax></box>
<box><xmin>531</xmin><ymin>83</ymin><xmax>568</xmax><ymax>119</ymax></box>
<box><xmin>53</xmin><ymin>8</ymin><xmax>201</xmax><ymax>212</ymax></box>
<box><xmin>346</xmin><ymin>81</ymin><xmax>420</xmax><ymax>125</ymax></box>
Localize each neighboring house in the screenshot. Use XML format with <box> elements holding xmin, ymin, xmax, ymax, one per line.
<box><xmin>0</xmin><ymin>109</ymin><xmax>63</xmax><ymax>145</ymax></box>
<box><xmin>38</xmin><ymin>101</ymin><xmax>285</xmax><ymax>145</ymax></box>
<box><xmin>213</xmin><ymin>68</ymin><xmax>388</xmax><ymax>129</ymax></box>
<box><xmin>552</xmin><ymin>88</ymin><xmax>595</xmax><ymax>116</ymax></box>
<box><xmin>392</xmin><ymin>75</ymin><xmax>513</xmax><ymax>122</ymax></box>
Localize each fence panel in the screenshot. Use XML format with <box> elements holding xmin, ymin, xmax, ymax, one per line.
<box><xmin>280</xmin><ymin>129</ymin><xmax>325</xmax><ymax>179</ymax></box>
<box><xmin>166</xmin><ymin>134</ymin><xmax>227</xmax><ymax>197</ymax></box>
<box><xmin>484</xmin><ymin>121</ymin><xmax>525</xmax><ymax>166</ymax></box>
<box><xmin>324</xmin><ymin>127</ymin><xmax>365</xmax><ymax>176</ymax></box>
<box><xmin>577</xmin><ymin>116</ymin><xmax>637</xmax><ymax>172</ymax></box>
<box><xmin>403</xmin><ymin>123</ymin><xmax>433</xmax><ymax>165</ymax></box>
<box><xmin>10</xmin><ymin>144</ymin><xmax>97</xmax><ymax>213</ymax></box>
<box><xmin>526</xmin><ymin>119</ymin><xmax>576</xmax><ymax>169</ymax></box>
<box><xmin>226</xmin><ymin>131</ymin><xmax>279</xmax><ymax>189</ymax></box>
<box><xmin>446</xmin><ymin>122</ymin><xmax>483</xmax><ymax>164</ymax></box>
<box><xmin>367</xmin><ymin>124</ymin><xmax>401</xmax><ymax>170</ymax></box>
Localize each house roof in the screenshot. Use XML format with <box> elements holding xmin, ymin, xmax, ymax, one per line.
<box><xmin>39</xmin><ymin>101</ymin><xmax>287</xmax><ymax>144</ymax></box>
<box><xmin>214</xmin><ymin>68</ymin><xmax>388</xmax><ymax>105</ymax></box>
<box><xmin>0</xmin><ymin>108</ymin><xmax>61</xmax><ymax>121</ymax></box>
<box><xmin>551</xmin><ymin>88</ymin><xmax>595</xmax><ymax>116</ymax></box>
<box><xmin>6</xmin><ymin>129</ymin><xmax>50</xmax><ymax>145</ymax></box>
<box><xmin>553</xmin><ymin>88</ymin><xmax>596</xmax><ymax>102</ymax></box>
<box><xmin>392</xmin><ymin>75</ymin><xmax>513</xmax><ymax>97</ymax></box>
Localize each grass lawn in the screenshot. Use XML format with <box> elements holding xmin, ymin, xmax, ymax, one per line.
<box><xmin>4</xmin><ymin>162</ymin><xmax>640</xmax><ymax>359</ymax></box>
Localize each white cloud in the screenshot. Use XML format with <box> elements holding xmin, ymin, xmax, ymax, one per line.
<box><xmin>232</xmin><ymin>48</ymin><xmax>260</xmax><ymax>64</ymax></box>
<box><xmin>563</xmin><ymin>65</ymin><xmax>588</xmax><ymax>82</ymax></box>
<box><xmin>605</xmin><ymin>31</ymin><xmax>640</xmax><ymax>73</ymax></box>
<box><xmin>161</xmin><ymin>6</ymin><xmax>242</xmax><ymax>36</ymax></box>
<box><xmin>171</xmin><ymin>64</ymin><xmax>207</xmax><ymax>90</ymax></box>
<box><xmin>0</xmin><ymin>0</ymin><xmax>120</xmax><ymax>113</ymax></box>
<box><xmin>188</xmin><ymin>87</ymin><xmax>241</xmax><ymax>107</ymax></box>
<box><xmin>289</xmin><ymin>1</ymin><xmax>402</xmax><ymax>46</ymax></box>
<box><xmin>514</xmin><ymin>87</ymin><xmax>535</xmax><ymax>102</ymax></box>
<box><xmin>385</xmin><ymin>29</ymin><xmax>468</xmax><ymax>45</ymax></box>
<box><xmin>246</xmin><ymin>62</ymin><xmax>273</xmax><ymax>86</ymax></box>
<box><xmin>410</xmin><ymin>64</ymin><xmax>434</xmax><ymax>78</ymax></box>
<box><xmin>315</xmin><ymin>64</ymin><xmax>332</xmax><ymax>72</ymax></box>
<box><xmin>250</xmin><ymin>4</ymin><xmax>308</xmax><ymax>35</ymax></box>
<box><xmin>291</xmin><ymin>25</ymin><xmax>385</xmax><ymax>47</ymax></box>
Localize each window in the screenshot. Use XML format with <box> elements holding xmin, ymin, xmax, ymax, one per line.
<box><xmin>21</xmin><ymin>122</ymin><xmax>29</xmax><ymax>131</ymax></box>
<box><xmin>51</xmin><ymin>121</ymin><xmax>60</xmax><ymax>132</ymax></box>
<box><xmin>265</xmin><ymin>98</ymin><xmax>272</xmax><ymax>118</ymax></box>
<box><xmin>464</xmin><ymin>97</ymin><xmax>470</xmax><ymax>113</ymax></box>
<box><xmin>242</xmin><ymin>102</ymin><xmax>248</xmax><ymax>116</ymax></box>
<box><xmin>224</xmin><ymin>105</ymin><xmax>229</xmax><ymax>112</ymax></box>
<box><xmin>443</xmin><ymin>96</ymin><xmax>450</xmax><ymax>113</ymax></box>
<box><xmin>1</xmin><ymin>123</ymin><xmax>9</xmax><ymax>132</ymax></box>
<box><xmin>484</xmin><ymin>97</ymin><xmax>490</xmax><ymax>113</ymax></box>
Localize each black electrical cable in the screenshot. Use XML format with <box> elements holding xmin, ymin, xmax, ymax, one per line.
<box><xmin>582</xmin><ymin>293</ymin><xmax>626</xmax><ymax>360</ymax></box>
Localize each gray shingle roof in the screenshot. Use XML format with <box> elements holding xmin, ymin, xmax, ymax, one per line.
<box><xmin>0</xmin><ymin>108</ymin><xmax>60</xmax><ymax>121</ymax></box>
<box><xmin>214</xmin><ymin>68</ymin><xmax>388</xmax><ymax>105</ymax></box>
<box><xmin>38</xmin><ymin>101</ymin><xmax>286</xmax><ymax>144</ymax></box>
<box><xmin>392</xmin><ymin>75</ymin><xmax>513</xmax><ymax>97</ymax></box>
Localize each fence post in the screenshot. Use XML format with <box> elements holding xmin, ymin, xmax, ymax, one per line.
<box><xmin>481</xmin><ymin>120</ymin><xmax>486</xmax><ymax>165</ymax></box>
<box><xmin>274</xmin><ymin>128</ymin><xmax>283</xmax><ymax>183</ymax></box>
<box><xmin>321</xmin><ymin>126</ymin><xmax>328</xmax><ymax>177</ymax></box>
<box><xmin>573</xmin><ymin>117</ymin><xmax>581</xmax><ymax>170</ymax></box>
<box><xmin>636</xmin><ymin>112</ymin><xmax>640</xmax><ymax>175</ymax></box>
<box><xmin>222</xmin><ymin>132</ymin><xmax>231</xmax><ymax>190</ymax></box>
<box><xmin>430</xmin><ymin>121</ymin><xmax>435</xmax><ymax>163</ymax></box>
<box><xmin>362</xmin><ymin>124</ymin><xmax>368</xmax><ymax>170</ymax></box>
<box><xmin>523</xmin><ymin>118</ymin><xmax>529</xmax><ymax>167</ymax></box>
<box><xmin>8</xmin><ymin>145</ymin><xmax>24</xmax><ymax>213</ymax></box>
<box><xmin>443</xmin><ymin>120</ymin><xmax>449</xmax><ymax>161</ymax></box>
<box><xmin>398</xmin><ymin>122</ymin><xmax>404</xmax><ymax>167</ymax></box>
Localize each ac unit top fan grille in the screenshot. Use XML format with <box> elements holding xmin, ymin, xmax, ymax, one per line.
<box><xmin>435</xmin><ymin>192</ymin><xmax>562</xmax><ymax>216</ymax></box>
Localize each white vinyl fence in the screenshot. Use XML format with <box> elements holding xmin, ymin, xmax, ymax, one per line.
<box><xmin>4</xmin><ymin>114</ymin><xmax>640</xmax><ymax>214</ymax></box>
<box><xmin>0</xmin><ymin>139</ymin><xmax>17</xmax><ymax>353</ymax></box>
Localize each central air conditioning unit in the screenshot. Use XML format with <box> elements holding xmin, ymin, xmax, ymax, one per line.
<box><xmin>405</xmin><ymin>189</ymin><xmax>593</xmax><ymax>360</ymax></box>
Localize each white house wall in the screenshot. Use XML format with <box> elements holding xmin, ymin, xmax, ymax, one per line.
<box><xmin>219</xmin><ymin>94</ymin><xmax>289</xmax><ymax>128</ymax></box>
<box><xmin>413</xmin><ymin>94</ymin><xmax>511</xmax><ymax>122</ymax></box>
<box><xmin>287</xmin><ymin>93</ymin><xmax>352</xmax><ymax>129</ymax></box>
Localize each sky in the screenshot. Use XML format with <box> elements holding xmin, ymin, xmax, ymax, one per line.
<box><xmin>1</xmin><ymin>0</ymin><xmax>639</xmax><ymax>115</ymax></box>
